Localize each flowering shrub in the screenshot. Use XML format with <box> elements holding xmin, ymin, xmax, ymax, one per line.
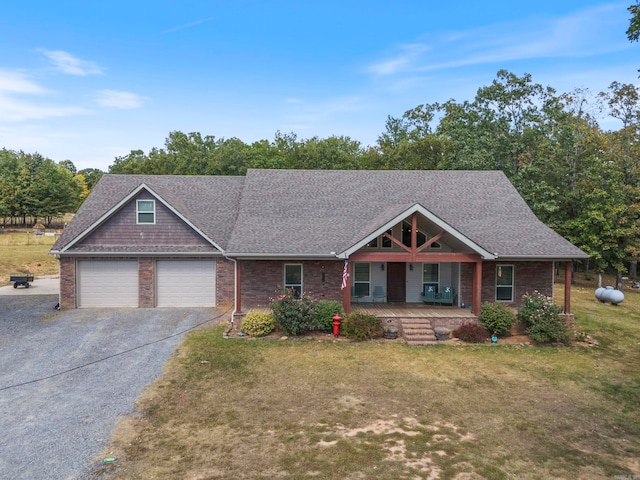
<box><xmin>241</xmin><ymin>312</ymin><xmax>275</xmax><ymax>337</ymax></box>
<box><xmin>270</xmin><ymin>288</ymin><xmax>316</xmax><ymax>336</ymax></box>
<box><xmin>519</xmin><ymin>291</ymin><xmax>570</xmax><ymax>344</ymax></box>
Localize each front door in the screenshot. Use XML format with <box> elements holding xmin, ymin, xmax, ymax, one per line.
<box><xmin>387</xmin><ymin>262</ymin><xmax>406</xmax><ymax>302</ymax></box>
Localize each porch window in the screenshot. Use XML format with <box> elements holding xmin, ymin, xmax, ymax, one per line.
<box><xmin>352</xmin><ymin>262</ymin><xmax>370</xmax><ymax>297</ymax></box>
<box><xmin>284</xmin><ymin>264</ymin><xmax>303</xmax><ymax>297</ymax></box>
<box><xmin>402</xmin><ymin>221</ymin><xmax>426</xmax><ymax>247</ymax></box>
<box><xmin>496</xmin><ymin>265</ymin><xmax>514</xmax><ymax>302</ymax></box>
<box><xmin>137</xmin><ymin>200</ymin><xmax>155</xmax><ymax>224</ymax></box>
<box><xmin>423</xmin><ymin>263</ymin><xmax>439</xmax><ymax>293</ymax></box>
<box><xmin>381</xmin><ymin>229</ymin><xmax>393</xmax><ymax>248</ymax></box>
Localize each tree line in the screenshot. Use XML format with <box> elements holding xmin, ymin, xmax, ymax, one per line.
<box><xmin>0</xmin><ymin>150</ymin><xmax>102</xmax><ymax>227</ymax></box>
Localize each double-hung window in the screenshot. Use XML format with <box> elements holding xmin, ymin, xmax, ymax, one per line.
<box><xmin>284</xmin><ymin>264</ymin><xmax>303</xmax><ymax>297</ymax></box>
<box><xmin>496</xmin><ymin>265</ymin><xmax>514</xmax><ymax>301</ymax></box>
<box><xmin>423</xmin><ymin>263</ymin><xmax>439</xmax><ymax>294</ymax></box>
<box><xmin>353</xmin><ymin>263</ymin><xmax>371</xmax><ymax>297</ymax></box>
<box><xmin>137</xmin><ymin>200</ymin><xmax>155</xmax><ymax>224</ymax></box>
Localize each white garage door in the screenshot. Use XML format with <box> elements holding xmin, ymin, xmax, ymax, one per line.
<box><xmin>156</xmin><ymin>259</ymin><xmax>216</xmax><ymax>307</ymax></box>
<box><xmin>77</xmin><ymin>260</ymin><xmax>138</xmax><ymax>307</ymax></box>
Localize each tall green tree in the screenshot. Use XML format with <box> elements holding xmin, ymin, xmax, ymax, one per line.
<box><xmin>628</xmin><ymin>1</ymin><xmax>640</xmax><ymax>41</ymax></box>
<box><xmin>78</xmin><ymin>168</ymin><xmax>104</xmax><ymax>190</ymax></box>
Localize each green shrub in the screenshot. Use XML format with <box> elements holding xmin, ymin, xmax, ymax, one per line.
<box><xmin>478</xmin><ymin>302</ymin><xmax>515</xmax><ymax>336</ymax></box>
<box><xmin>240</xmin><ymin>312</ymin><xmax>275</xmax><ymax>337</ymax></box>
<box><xmin>519</xmin><ymin>291</ymin><xmax>570</xmax><ymax>343</ymax></box>
<box><xmin>340</xmin><ymin>312</ymin><xmax>383</xmax><ymax>341</ymax></box>
<box><xmin>452</xmin><ymin>322</ymin><xmax>489</xmax><ymax>343</ymax></box>
<box><xmin>314</xmin><ymin>300</ymin><xmax>344</xmax><ymax>333</ymax></box>
<box><xmin>270</xmin><ymin>289</ymin><xmax>316</xmax><ymax>336</ymax></box>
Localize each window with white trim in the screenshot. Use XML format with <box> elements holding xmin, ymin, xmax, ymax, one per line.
<box><xmin>423</xmin><ymin>263</ymin><xmax>439</xmax><ymax>294</ymax></box>
<box><xmin>137</xmin><ymin>199</ymin><xmax>155</xmax><ymax>224</ymax></box>
<box><xmin>353</xmin><ymin>263</ymin><xmax>371</xmax><ymax>297</ymax></box>
<box><xmin>284</xmin><ymin>264</ymin><xmax>303</xmax><ymax>297</ymax></box>
<box><xmin>496</xmin><ymin>265</ymin><xmax>514</xmax><ymax>301</ymax></box>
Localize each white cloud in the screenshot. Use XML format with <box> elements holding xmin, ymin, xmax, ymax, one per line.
<box><xmin>366</xmin><ymin>4</ymin><xmax>629</xmax><ymax>77</ymax></box>
<box><xmin>163</xmin><ymin>16</ymin><xmax>216</xmax><ymax>34</ymax></box>
<box><xmin>0</xmin><ymin>94</ymin><xmax>87</xmax><ymax>122</ymax></box>
<box><xmin>0</xmin><ymin>69</ymin><xmax>87</xmax><ymax>122</ymax></box>
<box><xmin>367</xmin><ymin>43</ymin><xmax>430</xmax><ymax>76</ymax></box>
<box><xmin>40</xmin><ymin>49</ymin><xmax>104</xmax><ymax>76</ymax></box>
<box><xmin>95</xmin><ymin>90</ymin><xmax>147</xmax><ymax>109</ymax></box>
<box><xmin>0</xmin><ymin>69</ymin><xmax>49</xmax><ymax>94</ymax></box>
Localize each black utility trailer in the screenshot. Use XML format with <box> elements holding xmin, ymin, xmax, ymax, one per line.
<box><xmin>10</xmin><ymin>275</ymin><xmax>34</xmax><ymax>288</ymax></box>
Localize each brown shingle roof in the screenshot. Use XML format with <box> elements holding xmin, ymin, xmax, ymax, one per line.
<box><xmin>226</xmin><ymin>169</ymin><xmax>587</xmax><ymax>258</ymax></box>
<box><xmin>53</xmin><ymin>169</ymin><xmax>588</xmax><ymax>260</ymax></box>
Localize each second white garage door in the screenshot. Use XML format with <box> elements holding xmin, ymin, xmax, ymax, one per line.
<box><xmin>156</xmin><ymin>259</ymin><xmax>216</xmax><ymax>307</ymax></box>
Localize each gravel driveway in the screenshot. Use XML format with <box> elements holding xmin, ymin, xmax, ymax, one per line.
<box><xmin>0</xmin><ymin>295</ymin><xmax>228</xmax><ymax>480</ymax></box>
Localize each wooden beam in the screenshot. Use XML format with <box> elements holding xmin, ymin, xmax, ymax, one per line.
<box><xmin>473</xmin><ymin>260</ymin><xmax>482</xmax><ymax>315</ymax></box>
<box><xmin>343</xmin><ymin>261</ymin><xmax>351</xmax><ymax>314</ymax></box>
<box><xmin>411</xmin><ymin>212</ymin><xmax>418</xmax><ymax>253</ymax></box>
<box><xmin>564</xmin><ymin>261</ymin><xmax>572</xmax><ymax>315</ymax></box>
<box><xmin>350</xmin><ymin>251</ymin><xmax>481</xmax><ymax>263</ymax></box>
<box><xmin>416</xmin><ymin>231</ymin><xmax>445</xmax><ymax>253</ymax></box>
<box><xmin>382</xmin><ymin>232</ymin><xmax>411</xmax><ymax>252</ymax></box>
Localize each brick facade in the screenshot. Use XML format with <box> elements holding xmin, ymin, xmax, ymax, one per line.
<box><xmin>459</xmin><ymin>261</ymin><xmax>553</xmax><ymax>309</ymax></box>
<box><xmin>138</xmin><ymin>257</ymin><xmax>154</xmax><ymax>307</ymax></box>
<box><xmin>59</xmin><ymin>255</ymin><xmax>554</xmax><ymax>312</ymax></box>
<box><xmin>59</xmin><ymin>256</ymin><xmax>76</xmax><ymax>309</ymax></box>
<box><xmin>239</xmin><ymin>259</ymin><xmax>344</xmax><ymax>309</ymax></box>
<box><xmin>58</xmin><ymin>256</ymin><xmax>227</xmax><ymax>309</ymax></box>
<box><xmin>216</xmin><ymin>257</ymin><xmax>235</xmax><ymax>308</ymax></box>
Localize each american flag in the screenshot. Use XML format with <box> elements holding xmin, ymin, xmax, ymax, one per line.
<box><xmin>341</xmin><ymin>259</ymin><xmax>349</xmax><ymax>290</ymax></box>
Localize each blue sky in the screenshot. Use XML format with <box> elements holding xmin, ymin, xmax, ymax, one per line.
<box><xmin>0</xmin><ymin>1</ymin><xmax>637</xmax><ymax>171</ymax></box>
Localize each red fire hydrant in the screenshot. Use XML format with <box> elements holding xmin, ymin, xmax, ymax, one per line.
<box><xmin>332</xmin><ymin>314</ymin><xmax>342</xmax><ymax>337</ymax></box>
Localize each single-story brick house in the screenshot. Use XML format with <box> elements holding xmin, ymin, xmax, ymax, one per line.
<box><xmin>50</xmin><ymin>169</ymin><xmax>588</xmax><ymax>319</ymax></box>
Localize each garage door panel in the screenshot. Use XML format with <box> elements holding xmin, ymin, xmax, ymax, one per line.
<box><xmin>156</xmin><ymin>260</ymin><xmax>216</xmax><ymax>307</ymax></box>
<box><xmin>78</xmin><ymin>260</ymin><xmax>138</xmax><ymax>307</ymax></box>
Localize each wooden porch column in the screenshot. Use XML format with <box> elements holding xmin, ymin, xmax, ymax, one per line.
<box><xmin>343</xmin><ymin>261</ymin><xmax>351</xmax><ymax>314</ymax></box>
<box><xmin>235</xmin><ymin>260</ymin><xmax>242</xmax><ymax>314</ymax></box>
<box><xmin>472</xmin><ymin>260</ymin><xmax>482</xmax><ymax>316</ymax></box>
<box><xmin>564</xmin><ymin>261</ymin><xmax>572</xmax><ymax>315</ymax></box>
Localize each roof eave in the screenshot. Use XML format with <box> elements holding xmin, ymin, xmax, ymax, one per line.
<box><xmin>226</xmin><ymin>253</ymin><xmax>340</xmax><ymax>260</ymax></box>
<box><xmin>494</xmin><ymin>254</ymin><xmax>590</xmax><ymax>261</ymax></box>
<box><xmin>56</xmin><ymin>251</ymin><xmax>224</xmax><ymax>257</ymax></box>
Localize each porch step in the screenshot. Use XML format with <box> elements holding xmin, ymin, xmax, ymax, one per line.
<box><xmin>399</xmin><ymin>317</ymin><xmax>438</xmax><ymax>346</ymax></box>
